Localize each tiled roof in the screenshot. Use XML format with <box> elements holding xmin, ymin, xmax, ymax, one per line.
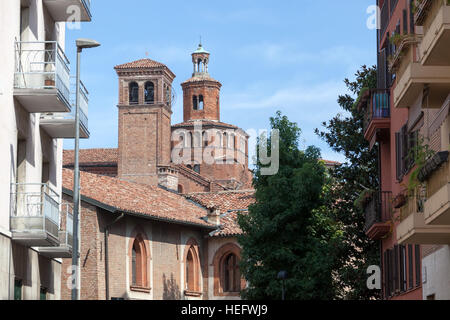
<box><xmin>63</xmin><ymin>148</ymin><xmax>118</xmax><ymax>166</ymax></box>
<box><xmin>181</xmin><ymin>74</ymin><xmax>221</xmax><ymax>85</ymax></box>
<box><xmin>114</xmin><ymin>58</ymin><xmax>167</xmax><ymax>70</ymax></box>
<box><xmin>62</xmin><ymin>169</ymin><xmax>214</xmax><ymax>228</ymax></box>
<box><xmin>187</xmin><ymin>190</ymin><xmax>256</xmax><ymax>236</ymax></box>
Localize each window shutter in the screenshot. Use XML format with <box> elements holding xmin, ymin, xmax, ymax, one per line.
<box><xmin>415</xmin><ymin>245</ymin><xmax>421</xmax><ymax>287</ymax></box>
<box><xmin>383</xmin><ymin>251</ymin><xmax>388</xmax><ymax>298</ymax></box>
<box><xmin>395</xmin><ymin>132</ymin><xmax>402</xmax><ymax>181</ymax></box>
<box><xmin>394</xmin><ymin>245</ymin><xmax>399</xmax><ymax>293</ymax></box>
<box><xmin>408</xmin><ymin>245</ymin><xmax>414</xmax><ymax>289</ymax></box>
<box><xmin>409</xmin><ymin>0</ymin><xmax>415</xmax><ymax>34</ymax></box>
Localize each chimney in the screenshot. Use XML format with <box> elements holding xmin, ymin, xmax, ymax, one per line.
<box><xmin>206</xmin><ymin>206</ymin><xmax>221</xmax><ymax>226</ymax></box>
<box><xmin>158</xmin><ymin>166</ymin><xmax>179</xmax><ymax>191</ymax></box>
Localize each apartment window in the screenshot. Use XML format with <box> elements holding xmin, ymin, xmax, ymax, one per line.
<box><xmin>222</xmin><ymin>253</ymin><xmax>240</xmax><ymax>293</ymax></box>
<box><xmin>129</xmin><ymin>82</ymin><xmax>139</xmax><ymax>104</ymax></box>
<box><xmin>415</xmin><ymin>245</ymin><xmax>421</xmax><ymax>287</ymax></box>
<box><xmin>144</xmin><ymin>81</ymin><xmax>154</xmax><ymax>104</ymax></box>
<box><xmin>403</xmin><ymin>9</ymin><xmax>408</xmax><ymax>34</ymax></box>
<box><xmin>395</xmin><ymin>125</ymin><xmax>418</xmax><ymax>181</ymax></box>
<box><xmin>14</xmin><ymin>279</ymin><xmax>22</xmax><ymax>300</ymax></box>
<box><xmin>390</xmin><ymin>0</ymin><xmax>399</xmax><ymax>14</ymax></box>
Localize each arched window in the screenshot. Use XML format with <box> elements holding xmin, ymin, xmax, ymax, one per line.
<box><xmin>198</xmin><ymin>95</ymin><xmax>204</xmax><ymax>110</ymax></box>
<box><xmin>194</xmin><ymin>132</ymin><xmax>201</xmax><ymax>147</ymax></box>
<box><xmin>216</xmin><ymin>131</ymin><xmax>222</xmax><ymax>148</ymax></box>
<box><xmin>193</xmin><ymin>164</ymin><xmax>200</xmax><ymax>173</ymax></box>
<box><xmin>221</xmin><ymin>253</ymin><xmax>240</xmax><ymax>293</ymax></box>
<box><xmin>193</xmin><ymin>95</ymin><xmax>198</xmax><ymax>110</ymax></box>
<box><xmin>178</xmin><ymin>184</ymin><xmax>184</xmax><ymax>194</ymax></box>
<box><xmin>213</xmin><ymin>243</ymin><xmax>243</xmax><ymax>296</ymax></box>
<box><xmin>184</xmin><ymin>239</ymin><xmax>201</xmax><ymax>295</ymax></box>
<box><xmin>223</xmin><ymin>132</ymin><xmax>227</xmax><ymax>148</ymax></box>
<box><xmin>129</xmin><ymin>82</ymin><xmax>139</xmax><ymax>104</ymax></box>
<box><xmin>130</xmin><ymin>235</ymin><xmax>148</xmax><ymax>289</ymax></box>
<box><xmin>144</xmin><ymin>81</ymin><xmax>154</xmax><ymax>104</ymax></box>
<box><xmin>165</xmin><ymin>86</ymin><xmax>171</xmax><ymax>105</ymax></box>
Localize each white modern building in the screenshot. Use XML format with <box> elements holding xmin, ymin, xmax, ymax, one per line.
<box><xmin>0</xmin><ymin>0</ymin><xmax>92</xmax><ymax>300</ymax></box>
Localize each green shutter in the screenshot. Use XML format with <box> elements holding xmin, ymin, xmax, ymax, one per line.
<box><xmin>14</xmin><ymin>279</ymin><xmax>22</xmax><ymax>300</ymax></box>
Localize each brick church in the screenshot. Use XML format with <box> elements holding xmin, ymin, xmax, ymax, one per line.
<box><xmin>60</xmin><ymin>43</ymin><xmax>257</xmax><ymax>300</ymax></box>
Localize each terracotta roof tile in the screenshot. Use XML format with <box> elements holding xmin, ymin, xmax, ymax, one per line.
<box><xmin>181</xmin><ymin>74</ymin><xmax>221</xmax><ymax>85</ymax></box>
<box><xmin>62</xmin><ymin>169</ymin><xmax>213</xmax><ymax>228</ymax></box>
<box><xmin>114</xmin><ymin>58</ymin><xmax>167</xmax><ymax>70</ymax></box>
<box><xmin>63</xmin><ymin>148</ymin><xmax>118</xmax><ymax>166</ymax></box>
<box><xmin>187</xmin><ymin>190</ymin><xmax>256</xmax><ymax>236</ymax></box>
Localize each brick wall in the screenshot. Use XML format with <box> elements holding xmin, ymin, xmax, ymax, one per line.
<box><xmin>182</xmin><ymin>80</ymin><xmax>221</xmax><ymax>122</ymax></box>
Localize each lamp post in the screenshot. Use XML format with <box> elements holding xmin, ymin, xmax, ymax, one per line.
<box><xmin>71</xmin><ymin>38</ymin><xmax>100</xmax><ymax>301</ymax></box>
<box><xmin>277</xmin><ymin>271</ymin><xmax>288</xmax><ymax>301</ymax></box>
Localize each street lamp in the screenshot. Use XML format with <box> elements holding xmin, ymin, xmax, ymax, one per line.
<box><xmin>71</xmin><ymin>38</ymin><xmax>100</xmax><ymax>301</ymax></box>
<box><xmin>277</xmin><ymin>271</ymin><xmax>288</xmax><ymax>301</ymax></box>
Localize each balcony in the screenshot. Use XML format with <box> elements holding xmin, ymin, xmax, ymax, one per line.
<box><xmin>10</xmin><ymin>183</ymin><xmax>60</xmax><ymax>247</ymax></box>
<box><xmin>393</xmin><ymin>54</ymin><xmax>450</xmax><ymax>108</ymax></box>
<box><xmin>39</xmin><ymin>203</ymin><xmax>74</xmax><ymax>258</ymax></box>
<box><xmin>397</xmin><ymin>192</ymin><xmax>450</xmax><ymax>244</ymax></box>
<box><xmin>361</xmin><ymin>89</ymin><xmax>391</xmax><ymax>144</ymax></box>
<box><xmin>43</xmin><ymin>0</ymin><xmax>92</xmax><ymax>22</ymax></box>
<box><xmin>364</xmin><ymin>191</ymin><xmax>392</xmax><ymax>240</ymax></box>
<box><xmin>414</xmin><ymin>0</ymin><xmax>433</xmax><ymax>25</ymax></box>
<box><xmin>14</xmin><ymin>41</ymin><xmax>71</xmax><ymax>113</ymax></box>
<box><xmin>419</xmin><ymin>2</ymin><xmax>450</xmax><ymax>66</ymax></box>
<box><xmin>40</xmin><ymin>78</ymin><xmax>90</xmax><ymax>138</ymax></box>
<box><xmin>420</xmin><ymin>151</ymin><xmax>450</xmax><ymax>225</ymax></box>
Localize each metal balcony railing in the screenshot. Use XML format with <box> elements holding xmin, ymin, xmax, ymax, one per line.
<box><xmin>10</xmin><ymin>183</ymin><xmax>60</xmax><ymax>243</ymax></box>
<box><xmin>364</xmin><ymin>191</ymin><xmax>393</xmax><ymax>232</ymax></box>
<box><xmin>363</xmin><ymin>89</ymin><xmax>391</xmax><ymax>133</ymax></box>
<box><xmin>14</xmin><ymin>41</ymin><xmax>71</xmax><ymax>107</ymax></box>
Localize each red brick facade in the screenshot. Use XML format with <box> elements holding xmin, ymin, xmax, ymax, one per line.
<box><xmin>60</xmin><ymin>45</ymin><xmax>257</xmax><ymax>300</ymax></box>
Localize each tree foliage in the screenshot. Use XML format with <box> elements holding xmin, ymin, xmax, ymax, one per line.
<box><xmin>315</xmin><ymin>65</ymin><xmax>381</xmax><ymax>299</ymax></box>
<box><xmin>238</xmin><ymin>111</ymin><xmax>341</xmax><ymax>300</ymax></box>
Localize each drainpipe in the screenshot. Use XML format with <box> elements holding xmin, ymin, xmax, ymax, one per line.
<box><xmin>104</xmin><ymin>213</ymin><xmax>124</xmax><ymax>300</ymax></box>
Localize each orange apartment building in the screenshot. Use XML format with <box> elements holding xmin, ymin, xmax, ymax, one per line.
<box><xmin>359</xmin><ymin>0</ymin><xmax>450</xmax><ymax>300</ymax></box>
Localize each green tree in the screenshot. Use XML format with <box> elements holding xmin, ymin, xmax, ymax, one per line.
<box><xmin>315</xmin><ymin>65</ymin><xmax>380</xmax><ymax>299</ymax></box>
<box><xmin>238</xmin><ymin>111</ymin><xmax>341</xmax><ymax>300</ymax></box>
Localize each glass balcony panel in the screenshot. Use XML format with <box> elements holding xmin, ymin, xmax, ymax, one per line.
<box><xmin>40</xmin><ymin>78</ymin><xmax>90</xmax><ymax>139</ymax></box>
<box><xmin>10</xmin><ymin>183</ymin><xmax>60</xmax><ymax>247</ymax></box>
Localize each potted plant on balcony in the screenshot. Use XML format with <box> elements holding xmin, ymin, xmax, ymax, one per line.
<box><xmin>393</xmin><ymin>192</ymin><xmax>407</xmax><ymax>209</ymax></box>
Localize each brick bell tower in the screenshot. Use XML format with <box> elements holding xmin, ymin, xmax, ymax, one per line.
<box><xmin>172</xmin><ymin>44</ymin><xmax>252</xmax><ymax>190</ymax></box>
<box><xmin>115</xmin><ymin>58</ymin><xmax>176</xmax><ymax>186</ymax></box>
<box><xmin>181</xmin><ymin>43</ymin><xmax>222</xmax><ymax>122</ymax></box>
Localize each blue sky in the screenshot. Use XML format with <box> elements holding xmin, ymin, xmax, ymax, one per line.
<box><xmin>63</xmin><ymin>0</ymin><xmax>376</xmax><ymax>164</ymax></box>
